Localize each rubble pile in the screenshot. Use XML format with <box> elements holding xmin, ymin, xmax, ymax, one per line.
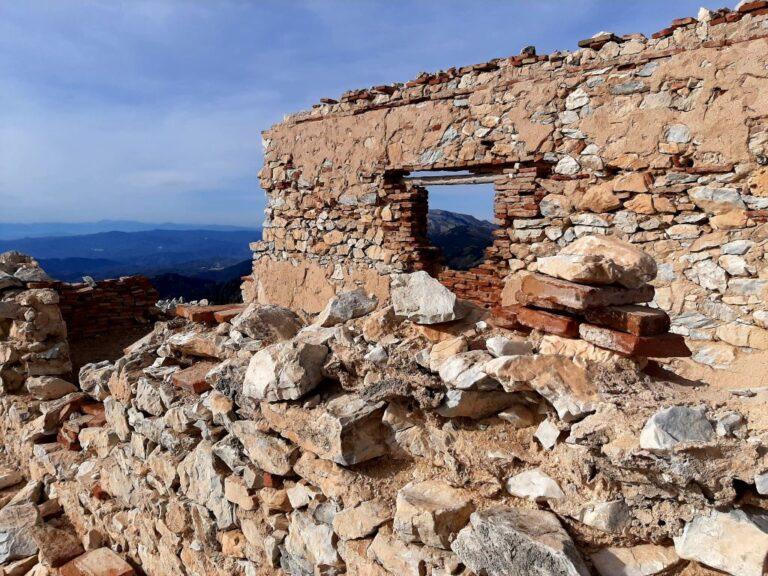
<box><xmin>495</xmin><ymin>236</ymin><xmax>691</xmax><ymax>359</ymax></box>
<box><xmin>1</xmin><ymin>248</ymin><xmax>768</xmax><ymax>576</ymax></box>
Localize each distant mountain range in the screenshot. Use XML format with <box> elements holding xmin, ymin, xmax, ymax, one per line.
<box><xmin>0</xmin><ymin>211</ymin><xmax>494</xmax><ymax>303</ymax></box>
<box><xmin>0</xmin><ymin>220</ymin><xmax>254</xmax><ymax>240</ymax></box>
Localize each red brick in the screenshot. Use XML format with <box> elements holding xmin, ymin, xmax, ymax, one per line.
<box><xmin>59</xmin><ymin>547</ymin><xmax>135</xmax><ymax>576</ymax></box>
<box><xmin>738</xmin><ymin>0</ymin><xmax>768</xmax><ymax>12</ymax></box>
<box><xmin>519</xmin><ymin>273</ymin><xmax>654</xmax><ymax>312</ymax></box>
<box><xmin>213</xmin><ymin>304</ymin><xmax>247</xmax><ymax>324</ymax></box>
<box><xmin>176</xmin><ymin>304</ymin><xmax>245</xmax><ymax>324</ymax></box>
<box><xmin>583</xmin><ymin>305</ymin><xmax>671</xmax><ymax>336</ymax></box>
<box><xmin>579</xmin><ymin>324</ymin><xmax>691</xmax><ymax>358</ymax></box>
<box><xmin>514</xmin><ymin>306</ymin><xmax>580</xmax><ymax>338</ymax></box>
<box><xmin>171</xmin><ymin>362</ymin><xmax>218</xmax><ymax>394</ymax></box>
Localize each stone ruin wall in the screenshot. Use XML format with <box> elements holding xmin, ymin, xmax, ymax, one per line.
<box><xmin>250</xmin><ymin>6</ymin><xmax>768</xmax><ymax>364</ymax></box>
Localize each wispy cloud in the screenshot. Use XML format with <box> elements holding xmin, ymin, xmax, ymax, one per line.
<box><xmin>0</xmin><ymin>0</ymin><xmax>706</xmax><ymax>224</ymax></box>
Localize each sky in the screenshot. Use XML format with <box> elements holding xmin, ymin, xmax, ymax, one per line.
<box><xmin>0</xmin><ymin>0</ymin><xmax>708</xmax><ymax>227</ymax></box>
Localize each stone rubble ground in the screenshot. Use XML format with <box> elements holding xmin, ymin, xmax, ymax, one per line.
<box><xmin>2</xmin><ymin>246</ymin><xmax>768</xmax><ymax>576</ymax></box>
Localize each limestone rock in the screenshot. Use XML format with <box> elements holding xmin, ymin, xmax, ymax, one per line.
<box><xmin>0</xmin><ymin>502</ymin><xmax>41</xmax><ymax>564</ymax></box>
<box><xmin>505</xmin><ymin>469</ymin><xmax>565</xmax><ymax>502</ymax></box>
<box><xmin>535</xmin><ymin>419</ymin><xmax>561</xmax><ymax>450</ymax></box>
<box><xmin>438</xmin><ymin>350</ymin><xmax>498</xmax><ymax>390</ymax></box>
<box><xmin>283</xmin><ymin>509</ymin><xmax>343</xmax><ymax>575</ymax></box>
<box><xmin>428</xmin><ymin>336</ymin><xmax>468</xmax><ymax>371</ymax></box>
<box><xmin>537</xmin><ymin>235</ymin><xmax>656</xmax><ymax>289</ymax></box>
<box><xmin>689</xmin><ymin>187</ymin><xmax>746</xmax><ymax>215</ymax></box>
<box><xmin>391</xmin><ymin>271</ymin><xmax>464</xmax><ymax>325</ymax></box>
<box><xmin>78</xmin><ymin>361</ymin><xmax>114</xmax><ymax>401</ymax></box>
<box><xmin>592</xmin><ymin>544</ymin><xmax>680</xmax><ymax>576</ymax></box>
<box><xmin>639</xmin><ymin>406</ymin><xmax>715</xmax><ymax>451</ymax></box>
<box><xmin>32</xmin><ymin>525</ymin><xmax>84</xmax><ymax>568</ymax></box>
<box><xmin>437</xmin><ymin>389</ymin><xmax>519</xmax><ymax>419</ymax></box>
<box><xmin>230</xmin><ymin>420</ymin><xmax>297</xmax><ymax>476</ymax></box>
<box><xmin>451</xmin><ymin>507</ymin><xmax>589</xmax><ymax>576</ymax></box>
<box><xmin>177</xmin><ymin>441</ymin><xmax>236</xmax><ymax>530</ymax></box>
<box><xmin>332</xmin><ymin>498</ymin><xmax>392</xmax><ymax>540</ymax></box>
<box><xmin>230</xmin><ymin>303</ymin><xmax>303</xmax><ymax>342</ymax></box>
<box><xmin>316</xmin><ymin>289</ymin><xmax>377</xmax><ymax>327</ymax></box>
<box><xmin>393</xmin><ymin>480</ymin><xmax>474</xmax><ymax>549</ymax></box>
<box><xmin>59</xmin><ymin>547</ymin><xmax>135</xmax><ymax>576</ymax></box>
<box><xmin>261</xmin><ymin>393</ymin><xmax>388</xmax><ymax>466</ymax></box>
<box><xmin>242</xmin><ymin>340</ymin><xmax>328</xmax><ymax>402</ymax></box>
<box><xmin>577</xmin><ymin>501</ymin><xmax>630</xmax><ymax>534</ymax></box>
<box><xmin>674</xmin><ymin>509</ymin><xmax>768</xmax><ymax>576</ymax></box>
<box><xmin>25</xmin><ymin>376</ymin><xmax>78</xmax><ymax>400</ymax></box>
<box><xmin>486</xmin><ymin>335</ymin><xmax>533</xmax><ymax>358</ymax></box>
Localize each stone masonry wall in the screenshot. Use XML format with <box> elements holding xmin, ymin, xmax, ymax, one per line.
<box><xmin>250</xmin><ymin>4</ymin><xmax>768</xmax><ymax>365</ymax></box>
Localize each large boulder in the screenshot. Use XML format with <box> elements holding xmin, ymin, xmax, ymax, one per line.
<box><xmin>451</xmin><ymin>507</ymin><xmax>589</xmax><ymax>576</ymax></box>
<box><xmin>230</xmin><ymin>303</ymin><xmax>303</xmax><ymax>343</ymax></box>
<box><xmin>674</xmin><ymin>509</ymin><xmax>768</xmax><ymax>576</ymax></box>
<box><xmin>391</xmin><ymin>271</ymin><xmax>464</xmax><ymax>324</ymax></box>
<box><xmin>242</xmin><ymin>340</ymin><xmax>328</xmax><ymax>402</ymax></box>
<box><xmin>639</xmin><ymin>406</ymin><xmax>715</xmax><ymax>451</ymax></box>
<box><xmin>315</xmin><ymin>289</ymin><xmax>377</xmax><ymax>327</ymax></box>
<box><xmin>537</xmin><ymin>235</ymin><xmax>656</xmax><ymax>289</ymax></box>
<box><xmin>393</xmin><ymin>480</ymin><xmax>474</xmax><ymax>549</ymax></box>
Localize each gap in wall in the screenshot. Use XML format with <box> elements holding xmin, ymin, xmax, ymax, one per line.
<box><xmin>425</xmin><ymin>182</ymin><xmax>497</xmax><ymax>271</ymax></box>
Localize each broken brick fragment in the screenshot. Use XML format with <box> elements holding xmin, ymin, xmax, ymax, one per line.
<box><xmin>514</xmin><ymin>306</ymin><xmax>580</xmax><ymax>338</ymax></box>
<box><xmin>170</xmin><ymin>362</ymin><xmax>218</xmax><ymax>394</ymax></box>
<box><xmin>584</xmin><ymin>305</ymin><xmax>671</xmax><ymax>336</ymax></box>
<box><xmin>176</xmin><ymin>304</ymin><xmax>245</xmax><ymax>324</ymax></box>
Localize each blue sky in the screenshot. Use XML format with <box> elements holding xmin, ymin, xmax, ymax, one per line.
<box><xmin>0</xmin><ymin>0</ymin><xmax>707</xmax><ymax>226</ymax></box>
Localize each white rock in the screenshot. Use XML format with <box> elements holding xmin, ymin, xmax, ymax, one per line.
<box><xmin>578</xmin><ymin>501</ymin><xmax>630</xmax><ymax>534</ymax></box>
<box><xmin>243</xmin><ymin>340</ymin><xmax>328</xmax><ymax>402</ymax></box>
<box><xmin>566</xmin><ymin>88</ymin><xmax>590</xmax><ymax>110</ymax></box>
<box><xmin>689</xmin><ymin>186</ymin><xmax>746</xmax><ymax>215</ymax></box>
<box><xmin>592</xmin><ymin>544</ymin><xmax>680</xmax><ymax>576</ymax></box>
<box><xmin>506</xmin><ymin>469</ymin><xmax>564</xmax><ymax>501</ymax></box>
<box><xmin>639</xmin><ymin>406</ymin><xmax>714</xmax><ymax>451</ymax></box>
<box><xmin>485</xmin><ymin>336</ymin><xmax>533</xmax><ymax>358</ymax></box>
<box><xmin>718</xmin><ymin>255</ymin><xmax>752</xmax><ymax>276</ymax></box>
<box><xmin>439</xmin><ymin>351</ymin><xmax>498</xmax><ymax>390</ymax></box>
<box><xmin>535</xmin><ymin>419</ymin><xmax>560</xmax><ymax>450</ymax></box>
<box><xmin>555</xmin><ymin>155</ymin><xmax>581</xmax><ymax>176</ymax></box>
<box><xmin>437</xmin><ymin>389</ymin><xmax>517</xmax><ymax>419</ymax></box>
<box><xmin>315</xmin><ymin>289</ymin><xmax>377</xmax><ymax>327</ymax></box>
<box><xmin>391</xmin><ymin>271</ymin><xmax>464</xmax><ymax>324</ymax></box>
<box><xmin>666</xmin><ymin>123</ymin><xmax>691</xmax><ymax>143</ymax></box>
<box><xmin>674</xmin><ymin>509</ymin><xmax>768</xmax><ymax>576</ymax></box>
<box><xmin>755</xmin><ymin>472</ymin><xmax>768</xmax><ymax>495</ymax></box>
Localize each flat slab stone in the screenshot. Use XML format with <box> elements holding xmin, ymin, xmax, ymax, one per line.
<box><xmin>579</xmin><ymin>324</ymin><xmax>691</xmax><ymax>357</ymax></box>
<box><xmin>170</xmin><ymin>362</ymin><xmax>218</xmax><ymax>394</ymax></box>
<box><xmin>213</xmin><ymin>305</ymin><xmax>247</xmax><ymax>323</ymax></box>
<box><xmin>591</xmin><ymin>544</ymin><xmax>680</xmax><ymax>576</ymax></box>
<box><xmin>584</xmin><ymin>305</ymin><xmax>670</xmax><ymax>336</ymax></box>
<box><xmin>176</xmin><ymin>304</ymin><xmax>245</xmax><ymax>324</ymax></box>
<box><xmin>515</xmin><ymin>305</ymin><xmax>580</xmax><ymax>338</ymax></box>
<box><xmin>519</xmin><ymin>273</ymin><xmax>654</xmax><ymax>312</ymax></box>
<box><xmin>59</xmin><ymin>547</ymin><xmax>135</xmax><ymax>576</ymax></box>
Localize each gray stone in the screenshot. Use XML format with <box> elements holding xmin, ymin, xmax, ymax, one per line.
<box><xmin>755</xmin><ymin>472</ymin><xmax>768</xmax><ymax>495</ymax></box>
<box><xmin>283</xmin><ymin>509</ymin><xmax>343</xmax><ymax>575</ymax></box>
<box><xmin>391</xmin><ymin>271</ymin><xmax>464</xmax><ymax>324</ymax></box>
<box><xmin>243</xmin><ymin>340</ymin><xmax>328</xmax><ymax>402</ymax></box>
<box><xmin>610</xmin><ymin>80</ymin><xmax>646</xmax><ymax>95</ymax></box>
<box><xmin>577</xmin><ymin>501</ymin><xmax>630</xmax><ymax>534</ymax></box>
<box><xmin>674</xmin><ymin>509</ymin><xmax>768</xmax><ymax>576</ymax></box>
<box><xmin>451</xmin><ymin>507</ymin><xmax>589</xmax><ymax>576</ymax></box>
<box><xmin>555</xmin><ymin>156</ymin><xmax>581</xmax><ymax>176</ymax></box>
<box><xmin>315</xmin><ymin>289</ymin><xmax>377</xmax><ymax>327</ymax></box>
<box><xmin>722</xmin><ymin>240</ymin><xmax>754</xmax><ymax>255</ymax></box>
<box><xmin>0</xmin><ymin>502</ymin><xmax>41</xmax><ymax>563</ymax></box>
<box><xmin>666</xmin><ymin>123</ymin><xmax>691</xmax><ymax>143</ymax></box>
<box><xmin>78</xmin><ymin>361</ymin><xmax>114</xmax><ymax>401</ymax></box>
<box><xmin>332</xmin><ymin>498</ymin><xmax>392</xmax><ymax>540</ymax></box>
<box><xmin>639</xmin><ymin>406</ymin><xmax>714</xmax><ymax>451</ymax></box>
<box><xmin>689</xmin><ymin>186</ymin><xmax>746</xmax><ymax>214</ymax></box>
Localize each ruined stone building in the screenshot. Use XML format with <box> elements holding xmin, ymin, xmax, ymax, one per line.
<box><xmin>248</xmin><ymin>3</ymin><xmax>768</xmax><ymax>363</ymax></box>
<box><xmin>3</xmin><ymin>4</ymin><xmax>768</xmax><ymax>576</ymax></box>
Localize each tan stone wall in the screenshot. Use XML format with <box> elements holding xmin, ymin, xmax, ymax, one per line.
<box><xmin>251</xmin><ymin>8</ymin><xmax>768</xmax><ymax>359</ymax></box>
